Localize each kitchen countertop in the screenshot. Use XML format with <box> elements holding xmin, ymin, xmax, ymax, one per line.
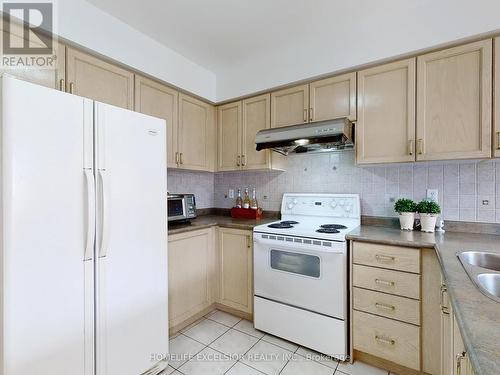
<box><xmin>347</xmin><ymin>226</ymin><xmax>500</xmax><ymax>375</ymax></box>
<box><xmin>167</xmin><ymin>215</ymin><xmax>276</xmax><ymax>235</ymax></box>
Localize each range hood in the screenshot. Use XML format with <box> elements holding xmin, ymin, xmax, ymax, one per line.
<box><xmin>255</xmin><ymin>118</ymin><xmax>354</xmax><ymax>155</ymax></box>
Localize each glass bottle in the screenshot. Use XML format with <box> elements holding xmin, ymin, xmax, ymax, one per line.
<box><xmin>243</xmin><ymin>188</ymin><xmax>251</xmax><ymax>209</ymax></box>
<box><xmin>235</xmin><ymin>189</ymin><xmax>243</xmax><ymax>208</ymax></box>
<box><xmin>251</xmin><ymin>188</ymin><xmax>258</xmax><ymax>209</ymax></box>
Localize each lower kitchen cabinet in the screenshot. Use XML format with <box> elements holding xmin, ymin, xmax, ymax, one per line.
<box><xmin>167</xmin><ymin>228</ymin><xmax>217</xmax><ymax>331</ymax></box>
<box><xmin>218</xmin><ymin>228</ymin><xmax>253</xmax><ymax>315</ymax></box>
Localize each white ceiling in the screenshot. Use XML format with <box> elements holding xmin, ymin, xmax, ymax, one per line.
<box><xmin>86</xmin><ymin>0</ymin><xmax>500</xmax><ymax>101</ymax></box>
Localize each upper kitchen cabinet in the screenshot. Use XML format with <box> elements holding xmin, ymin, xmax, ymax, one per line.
<box><xmin>135</xmin><ymin>75</ymin><xmax>179</xmax><ymax>168</ymax></box>
<box><xmin>0</xmin><ymin>19</ymin><xmax>65</xmax><ymax>90</ymax></box>
<box><xmin>178</xmin><ymin>93</ymin><xmax>216</xmax><ymax>171</ymax></box>
<box><xmin>494</xmin><ymin>37</ymin><xmax>500</xmax><ymax>157</ymax></box>
<box><xmin>217</xmin><ymin>101</ymin><xmax>242</xmax><ymax>171</ymax></box>
<box><xmin>271</xmin><ymin>84</ymin><xmax>309</xmax><ymax>128</ymax></box>
<box><xmin>66</xmin><ymin>47</ymin><xmax>134</xmax><ymax>109</ymax></box>
<box><xmin>356</xmin><ymin>58</ymin><xmax>416</xmax><ymax>164</ymax></box>
<box><xmin>309</xmin><ymin>73</ymin><xmax>356</xmax><ymax>122</ymax></box>
<box><xmin>416</xmin><ymin>39</ymin><xmax>492</xmax><ymax>161</ymax></box>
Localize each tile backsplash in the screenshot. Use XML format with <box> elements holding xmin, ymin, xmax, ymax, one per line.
<box><xmin>170</xmin><ymin>151</ymin><xmax>500</xmax><ymax>223</ymax></box>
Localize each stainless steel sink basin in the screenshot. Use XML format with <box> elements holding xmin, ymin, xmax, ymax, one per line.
<box><xmin>477</xmin><ymin>274</ymin><xmax>500</xmax><ymax>299</ymax></box>
<box><xmin>458</xmin><ymin>251</ymin><xmax>500</xmax><ymax>272</ymax></box>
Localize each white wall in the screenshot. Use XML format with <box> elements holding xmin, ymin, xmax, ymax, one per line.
<box><xmin>216</xmin><ymin>0</ymin><xmax>500</xmax><ymax>101</ymax></box>
<box><xmin>57</xmin><ymin>0</ymin><xmax>217</xmax><ymax>101</ymax></box>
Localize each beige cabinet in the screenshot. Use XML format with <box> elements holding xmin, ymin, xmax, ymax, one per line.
<box><xmin>356</xmin><ymin>59</ymin><xmax>416</xmax><ymax>164</ymax></box>
<box><xmin>218</xmin><ymin>94</ymin><xmax>285</xmax><ymax>171</ymax></box>
<box><xmin>218</xmin><ymin>228</ymin><xmax>253</xmax><ymax>314</ymax></box>
<box><xmin>0</xmin><ymin>20</ymin><xmax>65</xmax><ymax>89</ymax></box>
<box><xmin>168</xmin><ymin>228</ymin><xmax>217</xmax><ymax>330</ymax></box>
<box><xmin>135</xmin><ymin>75</ymin><xmax>179</xmax><ymax>168</ymax></box>
<box><xmin>494</xmin><ymin>37</ymin><xmax>500</xmax><ymax>157</ymax></box>
<box><xmin>66</xmin><ymin>47</ymin><xmax>134</xmax><ymax>109</ymax></box>
<box><xmin>178</xmin><ymin>93</ymin><xmax>216</xmax><ymax>171</ymax></box>
<box><xmin>416</xmin><ymin>39</ymin><xmax>492</xmax><ymax>161</ymax></box>
<box><xmin>271</xmin><ymin>84</ymin><xmax>309</xmax><ymax>128</ymax></box>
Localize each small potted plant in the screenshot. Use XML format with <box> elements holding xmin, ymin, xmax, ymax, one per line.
<box><xmin>394</xmin><ymin>198</ymin><xmax>417</xmax><ymax>231</ymax></box>
<box><xmin>416</xmin><ymin>199</ymin><xmax>441</xmax><ymax>233</ymax></box>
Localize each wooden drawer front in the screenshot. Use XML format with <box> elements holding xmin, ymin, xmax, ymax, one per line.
<box><xmin>353</xmin><ymin>242</ymin><xmax>420</xmax><ymax>273</ymax></box>
<box><xmin>353</xmin><ymin>264</ymin><xmax>420</xmax><ymax>299</ymax></box>
<box><xmin>353</xmin><ymin>310</ymin><xmax>420</xmax><ymax>370</ymax></box>
<box><xmin>353</xmin><ymin>287</ymin><xmax>420</xmax><ymax>326</ymax></box>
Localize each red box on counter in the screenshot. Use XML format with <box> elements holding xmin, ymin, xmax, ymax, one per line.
<box><xmin>230</xmin><ymin>207</ymin><xmax>263</xmax><ymax>219</ymax></box>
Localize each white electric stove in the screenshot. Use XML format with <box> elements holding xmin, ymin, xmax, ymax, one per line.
<box><xmin>253</xmin><ymin>193</ymin><xmax>360</xmax><ymax>361</ymax></box>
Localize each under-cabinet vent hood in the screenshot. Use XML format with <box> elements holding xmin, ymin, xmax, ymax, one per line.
<box><xmin>255</xmin><ymin>118</ymin><xmax>353</xmax><ymax>155</ymax></box>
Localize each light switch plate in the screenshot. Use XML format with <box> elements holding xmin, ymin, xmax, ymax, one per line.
<box><xmin>426</xmin><ymin>189</ymin><xmax>439</xmax><ymax>202</ymax></box>
<box><xmin>228</xmin><ymin>189</ymin><xmax>234</xmax><ymax>199</ymax></box>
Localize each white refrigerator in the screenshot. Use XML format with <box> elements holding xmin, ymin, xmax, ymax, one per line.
<box><xmin>0</xmin><ymin>76</ymin><xmax>168</xmax><ymax>375</ymax></box>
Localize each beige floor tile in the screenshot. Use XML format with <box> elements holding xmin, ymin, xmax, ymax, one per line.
<box><xmin>209</xmin><ymin>328</ymin><xmax>259</xmax><ymax>357</ymax></box>
<box><xmin>262</xmin><ymin>334</ymin><xmax>299</xmax><ymax>352</ymax></box>
<box><xmin>281</xmin><ymin>354</ymin><xmax>334</xmax><ymax>375</ymax></box>
<box><xmin>180</xmin><ymin>317</ymin><xmax>206</xmax><ymax>333</ymax></box>
<box><xmin>336</xmin><ymin>359</ymin><xmax>388</xmax><ymax>375</ymax></box>
<box><xmin>226</xmin><ymin>361</ymin><xmax>265</xmax><ymax>375</ymax></box>
<box><xmin>207</xmin><ymin>310</ymin><xmax>242</xmax><ymax>327</ymax></box>
<box><xmin>182</xmin><ymin>318</ymin><xmax>230</xmax><ymax>345</ymax></box>
<box><xmin>178</xmin><ymin>347</ymin><xmax>236</xmax><ymax>375</ymax></box>
<box><xmin>295</xmin><ymin>346</ymin><xmax>339</xmax><ymax>370</ymax></box>
<box><xmin>233</xmin><ymin>319</ymin><xmax>265</xmax><ymax>339</ymax></box>
<box><xmin>168</xmin><ymin>334</ymin><xmax>205</xmax><ymax>369</ymax></box>
<box><xmin>242</xmin><ymin>340</ymin><xmax>294</xmax><ymax>375</ymax></box>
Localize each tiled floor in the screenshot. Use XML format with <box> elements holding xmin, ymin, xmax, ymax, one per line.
<box><xmin>164</xmin><ymin>309</ymin><xmax>390</xmax><ymax>375</ymax></box>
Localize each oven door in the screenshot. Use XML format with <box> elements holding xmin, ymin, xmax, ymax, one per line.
<box><xmin>167</xmin><ymin>197</ymin><xmax>186</xmax><ymax>221</ymax></box>
<box><xmin>253</xmin><ymin>233</ymin><xmax>346</xmax><ymax>319</ymax></box>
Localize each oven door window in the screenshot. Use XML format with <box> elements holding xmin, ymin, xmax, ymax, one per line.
<box><xmin>168</xmin><ymin>199</ymin><xmax>184</xmax><ymax>217</ymax></box>
<box><xmin>270</xmin><ymin>249</ymin><xmax>320</xmax><ymax>278</ymax></box>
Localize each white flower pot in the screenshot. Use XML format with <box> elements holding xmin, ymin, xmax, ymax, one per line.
<box><xmin>420</xmin><ymin>213</ymin><xmax>438</xmax><ymax>233</ymax></box>
<box><xmin>398</xmin><ymin>212</ymin><xmax>415</xmax><ymax>231</ymax></box>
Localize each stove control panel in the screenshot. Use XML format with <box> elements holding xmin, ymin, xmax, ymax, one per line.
<box><xmin>281</xmin><ymin>194</ymin><xmax>360</xmax><ymax>219</ymax></box>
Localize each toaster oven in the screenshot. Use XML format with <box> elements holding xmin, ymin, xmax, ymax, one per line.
<box><xmin>167</xmin><ymin>194</ymin><xmax>197</xmax><ymax>222</ymax></box>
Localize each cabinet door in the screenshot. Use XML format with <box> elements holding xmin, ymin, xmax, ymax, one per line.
<box><xmin>135</xmin><ymin>75</ymin><xmax>178</xmax><ymax>168</ymax></box>
<box><xmin>178</xmin><ymin>93</ymin><xmax>216</xmax><ymax>171</ymax></box>
<box><xmin>0</xmin><ymin>20</ymin><xmax>65</xmax><ymax>90</ymax></box>
<box><xmin>242</xmin><ymin>93</ymin><xmax>272</xmax><ymax>170</ymax></box>
<box><xmin>168</xmin><ymin>229</ymin><xmax>215</xmax><ymax>328</ymax></box>
<box><xmin>310</xmin><ymin>72</ymin><xmax>356</xmax><ymax>122</ymax></box>
<box><xmin>271</xmin><ymin>84</ymin><xmax>309</xmax><ymax>128</ymax></box>
<box><xmin>217</xmin><ymin>101</ymin><xmax>242</xmax><ymax>171</ymax></box>
<box><xmin>356</xmin><ymin>58</ymin><xmax>416</xmax><ymax>164</ymax></box>
<box><xmin>494</xmin><ymin>37</ymin><xmax>500</xmax><ymax>157</ymax></box>
<box><xmin>66</xmin><ymin>47</ymin><xmax>134</xmax><ymax>109</ymax></box>
<box><xmin>416</xmin><ymin>40</ymin><xmax>492</xmax><ymax>161</ymax></box>
<box><xmin>219</xmin><ymin>228</ymin><xmax>253</xmax><ymax>314</ymax></box>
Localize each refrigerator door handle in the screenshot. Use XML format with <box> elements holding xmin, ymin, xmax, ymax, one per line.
<box><xmin>98</xmin><ymin>169</ymin><xmax>110</xmax><ymax>258</ymax></box>
<box><xmin>84</xmin><ymin>168</ymin><xmax>95</xmax><ymax>261</ymax></box>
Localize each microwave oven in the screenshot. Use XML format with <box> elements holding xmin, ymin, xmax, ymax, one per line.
<box><xmin>167</xmin><ymin>194</ymin><xmax>197</xmax><ymax>222</ymax></box>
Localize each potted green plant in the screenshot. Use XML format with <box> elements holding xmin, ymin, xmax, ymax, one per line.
<box><xmin>394</xmin><ymin>198</ymin><xmax>417</xmax><ymax>231</ymax></box>
<box><xmin>416</xmin><ymin>199</ymin><xmax>441</xmax><ymax>233</ymax></box>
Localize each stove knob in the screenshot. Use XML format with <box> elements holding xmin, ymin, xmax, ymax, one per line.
<box><xmin>345</xmin><ymin>205</ymin><xmax>352</xmax><ymax>212</ymax></box>
<box><xmin>293</xmin><ymin>199</ymin><xmax>298</xmax><ymax>205</ymax></box>
<box><xmin>331</xmin><ymin>200</ymin><xmax>337</xmax><ymax>208</ymax></box>
<box><xmin>339</xmin><ymin>199</ymin><xmax>345</xmax><ymax>206</ymax></box>
<box><xmin>287</xmin><ymin>202</ymin><xmax>293</xmax><ymax>209</ymax></box>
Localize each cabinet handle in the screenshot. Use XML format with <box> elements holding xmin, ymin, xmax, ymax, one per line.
<box><xmin>408</xmin><ymin>140</ymin><xmax>414</xmax><ymax>155</ymax></box>
<box><xmin>237</xmin><ymin>155</ymin><xmax>241</xmax><ymax>167</ymax></box>
<box><xmin>69</xmin><ymin>82</ymin><xmax>74</xmax><ymax>94</ymax></box>
<box><xmin>175</xmin><ymin>152</ymin><xmax>179</xmax><ymax>165</ymax></box>
<box><xmin>375</xmin><ymin>254</ymin><xmax>395</xmax><ymax>263</ymax></box>
<box><xmin>303</xmin><ymin>109</ymin><xmax>308</xmax><ymax>122</ymax></box>
<box><xmin>375</xmin><ymin>335</ymin><xmax>395</xmax><ymax>345</ymax></box>
<box><xmin>456</xmin><ymin>352</ymin><xmax>466</xmax><ymax>375</ymax></box>
<box><xmin>375</xmin><ymin>278</ymin><xmax>395</xmax><ymax>287</ymax></box>
<box><xmin>241</xmin><ymin>155</ymin><xmax>246</xmax><ymax>167</ymax></box>
<box><xmin>440</xmin><ymin>284</ymin><xmax>450</xmax><ymax>315</ymax></box>
<box><xmin>309</xmin><ymin>108</ymin><xmax>313</xmax><ymax>122</ymax></box>
<box><xmin>247</xmin><ymin>236</ymin><xmax>251</xmax><ymax>249</ymax></box>
<box><xmin>59</xmin><ymin>78</ymin><xmax>65</xmax><ymax>92</ymax></box>
<box><xmin>496</xmin><ymin>132</ymin><xmax>500</xmax><ymax>150</ymax></box>
<box><xmin>375</xmin><ymin>302</ymin><xmax>396</xmax><ymax>311</ymax></box>
<box><xmin>417</xmin><ymin>139</ymin><xmax>423</xmax><ymax>155</ymax></box>
<box><xmin>179</xmin><ymin>153</ymin><xmax>183</xmax><ymax>165</ymax></box>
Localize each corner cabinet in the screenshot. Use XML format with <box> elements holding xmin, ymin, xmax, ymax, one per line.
<box><xmin>356</xmin><ymin>59</ymin><xmax>416</xmax><ymax>164</ymax></box>
<box><xmin>134</xmin><ymin>75</ymin><xmax>178</xmax><ymax>168</ymax></box>
<box><xmin>218</xmin><ymin>228</ymin><xmax>253</xmax><ymax>314</ymax></box>
<box><xmin>66</xmin><ymin>47</ymin><xmax>134</xmax><ymax>109</ymax></box>
<box><xmin>416</xmin><ymin>39</ymin><xmax>492</xmax><ymax>161</ymax></box>
<box><xmin>217</xmin><ymin>94</ymin><xmax>285</xmax><ymax>171</ymax></box>
<box><xmin>494</xmin><ymin>37</ymin><xmax>500</xmax><ymax>157</ymax></box>
<box><xmin>178</xmin><ymin>93</ymin><xmax>216</xmax><ymax>171</ymax></box>
<box><xmin>271</xmin><ymin>72</ymin><xmax>356</xmax><ymax>128</ymax></box>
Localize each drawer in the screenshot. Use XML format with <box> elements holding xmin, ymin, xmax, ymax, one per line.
<box><xmin>353</xmin><ymin>310</ymin><xmax>420</xmax><ymax>371</ymax></box>
<box><xmin>353</xmin><ymin>241</ymin><xmax>420</xmax><ymax>273</ymax></box>
<box><xmin>353</xmin><ymin>287</ymin><xmax>420</xmax><ymax>326</ymax></box>
<box><xmin>352</xmin><ymin>264</ymin><xmax>420</xmax><ymax>299</ymax></box>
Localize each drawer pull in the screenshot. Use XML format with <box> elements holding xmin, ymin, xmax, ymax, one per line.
<box><xmin>375</xmin><ymin>254</ymin><xmax>396</xmax><ymax>262</ymax></box>
<box><xmin>375</xmin><ymin>302</ymin><xmax>396</xmax><ymax>311</ymax></box>
<box><xmin>375</xmin><ymin>278</ymin><xmax>395</xmax><ymax>287</ymax></box>
<box><xmin>375</xmin><ymin>335</ymin><xmax>395</xmax><ymax>345</ymax></box>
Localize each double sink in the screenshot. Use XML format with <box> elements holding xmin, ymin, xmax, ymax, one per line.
<box><xmin>457</xmin><ymin>251</ymin><xmax>500</xmax><ymax>302</ymax></box>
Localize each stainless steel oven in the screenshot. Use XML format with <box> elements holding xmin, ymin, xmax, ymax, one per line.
<box><xmin>167</xmin><ymin>194</ymin><xmax>196</xmax><ymax>222</ymax></box>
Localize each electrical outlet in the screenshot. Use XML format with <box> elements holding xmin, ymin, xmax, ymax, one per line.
<box><xmin>426</xmin><ymin>189</ymin><xmax>439</xmax><ymax>202</ymax></box>
<box><xmin>228</xmin><ymin>189</ymin><xmax>234</xmax><ymax>199</ymax></box>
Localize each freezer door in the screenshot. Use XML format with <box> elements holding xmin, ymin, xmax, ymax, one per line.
<box><xmin>94</xmin><ymin>102</ymin><xmax>168</xmax><ymax>375</ymax></box>
<box><xmin>1</xmin><ymin>77</ymin><xmax>95</xmax><ymax>375</ymax></box>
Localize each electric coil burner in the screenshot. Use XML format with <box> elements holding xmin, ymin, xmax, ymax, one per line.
<box><xmin>320</xmin><ymin>224</ymin><xmax>348</xmax><ymax>230</ymax></box>
<box><xmin>316</xmin><ymin>227</ymin><xmax>340</xmax><ymax>234</ymax></box>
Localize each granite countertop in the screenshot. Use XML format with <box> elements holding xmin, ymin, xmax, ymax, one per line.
<box><xmin>347</xmin><ymin>226</ymin><xmax>500</xmax><ymax>375</ymax></box>
<box><xmin>167</xmin><ymin>215</ymin><xmax>276</xmax><ymax>235</ymax></box>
